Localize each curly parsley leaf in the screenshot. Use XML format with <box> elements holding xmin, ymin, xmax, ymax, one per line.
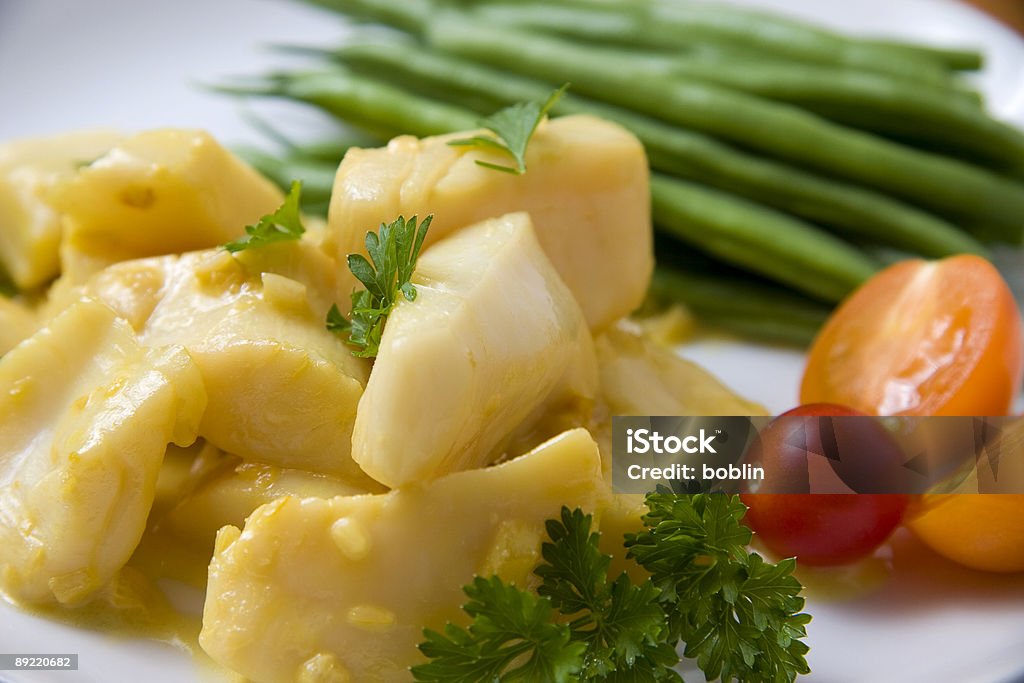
<box><xmin>412</xmin><ymin>576</ymin><xmax>586</xmax><ymax>683</ymax></box>
<box><xmin>327</xmin><ymin>214</ymin><xmax>431</xmax><ymax>358</ymax></box>
<box><xmin>224</xmin><ymin>180</ymin><xmax>305</xmax><ymax>253</ymax></box>
<box><xmin>413</xmin><ymin>507</ymin><xmax>680</xmax><ymax>683</ymax></box>
<box><xmin>414</xmin><ymin>495</ymin><xmax>810</xmax><ymax>683</ymax></box>
<box><xmin>537</xmin><ymin>508</ymin><xmax>680</xmax><ymax>682</ymax></box>
<box><xmin>448</xmin><ymin>84</ymin><xmax>568</xmax><ymax>174</ymax></box>
<box><xmin>626</xmin><ymin>493</ymin><xmax>811</xmax><ymax>683</ymax></box>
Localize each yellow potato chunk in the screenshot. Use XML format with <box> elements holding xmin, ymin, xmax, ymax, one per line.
<box><xmin>75</xmin><ymin>244</ymin><xmax>371</xmax><ymax>479</ymax></box>
<box><xmin>591</xmin><ymin>322</ymin><xmax>766</xmax><ymax>578</ymax></box>
<box><xmin>200</xmin><ymin>428</ymin><xmax>606</xmax><ymax>683</ymax></box>
<box><xmin>52</xmin><ymin>129</ymin><xmax>283</xmax><ymax>281</ymax></box>
<box><xmin>591</xmin><ymin>321</ymin><xmax>765</xmax><ymax>475</ymax></box>
<box><xmin>596</xmin><ymin>321</ymin><xmax>767</xmax><ymax>417</ymax></box>
<box><xmin>0</xmin><ymin>130</ymin><xmax>123</xmax><ymax>289</ymax></box>
<box><xmin>353</xmin><ymin>213</ymin><xmax>597</xmax><ymax>487</ymax></box>
<box><xmin>0</xmin><ymin>296</ymin><xmax>37</xmax><ymax>356</ymax></box>
<box><xmin>326</xmin><ymin>115</ymin><xmax>652</xmax><ymax>330</ymax></box>
<box><xmin>0</xmin><ymin>300</ymin><xmax>206</xmax><ymax>605</ymax></box>
<box><xmin>597</xmin><ymin>493</ymin><xmax>651</xmax><ymax>583</ymax></box>
<box><xmin>158</xmin><ymin>452</ymin><xmax>384</xmax><ymax>551</ymax></box>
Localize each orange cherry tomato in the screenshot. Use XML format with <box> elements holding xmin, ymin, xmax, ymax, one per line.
<box><xmin>908</xmin><ymin>494</ymin><xmax>1024</xmax><ymax>573</ymax></box>
<box><xmin>801</xmin><ymin>255</ymin><xmax>1023</xmax><ymax>416</ymax></box>
<box><xmin>803</xmin><ymin>255</ymin><xmax>1024</xmax><ymax>572</ymax></box>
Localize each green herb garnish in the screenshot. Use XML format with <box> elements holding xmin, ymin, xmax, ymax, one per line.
<box><xmin>448</xmin><ymin>84</ymin><xmax>568</xmax><ymax>175</ymax></box>
<box><xmin>627</xmin><ymin>493</ymin><xmax>812</xmax><ymax>683</ymax></box>
<box><xmin>413</xmin><ymin>507</ymin><xmax>674</xmax><ymax>683</ymax></box>
<box><xmin>536</xmin><ymin>507</ymin><xmax>682</xmax><ymax>681</ymax></box>
<box><xmin>224</xmin><ymin>180</ymin><xmax>305</xmax><ymax>253</ymax></box>
<box><xmin>413</xmin><ymin>494</ymin><xmax>810</xmax><ymax>682</ymax></box>
<box><xmin>327</xmin><ymin>214</ymin><xmax>431</xmax><ymax>358</ymax></box>
<box><xmin>416</xmin><ymin>575</ymin><xmax>586</xmax><ymax>682</ymax></box>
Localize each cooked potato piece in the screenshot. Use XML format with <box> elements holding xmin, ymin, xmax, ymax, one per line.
<box><xmin>597</xmin><ymin>493</ymin><xmax>650</xmax><ymax>583</ymax></box>
<box><xmin>0</xmin><ymin>300</ymin><xmax>206</xmax><ymax>605</ymax></box>
<box><xmin>591</xmin><ymin>322</ymin><xmax>766</xmax><ymax>578</ymax></box>
<box><xmin>159</xmin><ymin>454</ymin><xmax>384</xmax><ymax>551</ymax></box>
<box><xmin>591</xmin><ymin>322</ymin><xmax>765</xmax><ymax>474</ymax></box>
<box><xmin>0</xmin><ymin>130</ymin><xmax>123</xmax><ymax>289</ymax></box>
<box><xmin>72</xmin><ymin>245</ymin><xmax>371</xmax><ymax>479</ymax></box>
<box><xmin>201</xmin><ymin>428</ymin><xmax>606</xmax><ymax>683</ymax></box>
<box><xmin>596</xmin><ymin>321</ymin><xmax>767</xmax><ymax>417</ymax></box>
<box><xmin>0</xmin><ymin>296</ymin><xmax>37</xmax><ymax>356</ymax></box>
<box><xmin>353</xmin><ymin>213</ymin><xmax>597</xmax><ymax>487</ymax></box>
<box><xmin>327</xmin><ymin>115</ymin><xmax>651</xmax><ymax>330</ymax></box>
<box><xmin>52</xmin><ymin>129</ymin><xmax>283</xmax><ymax>281</ymax></box>
<box><xmin>150</xmin><ymin>441</ymin><xmax>219</xmax><ymax>520</ymax></box>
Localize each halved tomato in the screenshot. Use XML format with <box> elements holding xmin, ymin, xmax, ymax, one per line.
<box><xmin>801</xmin><ymin>255</ymin><xmax>1022</xmax><ymax>416</ymax></box>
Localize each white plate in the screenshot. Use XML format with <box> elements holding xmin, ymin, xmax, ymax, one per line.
<box><xmin>1</xmin><ymin>1</ymin><xmax>1023</xmax><ymax>682</ymax></box>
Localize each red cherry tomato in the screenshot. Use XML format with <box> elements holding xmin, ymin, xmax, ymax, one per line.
<box><xmin>741</xmin><ymin>492</ymin><xmax>909</xmax><ymax>566</ymax></box>
<box><xmin>744</xmin><ymin>403</ymin><xmax>912</xmax><ymax>494</ymax></box>
<box><xmin>741</xmin><ymin>404</ymin><xmax>910</xmax><ymax>566</ymax></box>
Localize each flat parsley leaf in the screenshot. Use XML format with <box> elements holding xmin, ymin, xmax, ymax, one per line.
<box><xmin>224</xmin><ymin>180</ymin><xmax>305</xmax><ymax>253</ymax></box>
<box><xmin>448</xmin><ymin>84</ymin><xmax>568</xmax><ymax>174</ymax></box>
<box><xmin>327</xmin><ymin>214</ymin><xmax>431</xmax><ymax>358</ymax></box>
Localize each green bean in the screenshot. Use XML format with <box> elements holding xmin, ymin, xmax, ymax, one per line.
<box><xmin>428</xmin><ymin>17</ymin><xmax>1024</xmax><ymax>240</ymax></box>
<box><xmin>299</xmin><ymin>0</ymin><xmax>428</xmax><ymax>34</ymax></box>
<box><xmin>214</xmin><ymin>69</ymin><xmax>479</xmax><ymax>139</ymax></box>
<box><xmin>235</xmin><ymin>147</ymin><xmax>340</xmax><ymax>208</ymax></box>
<box><xmin>648</xmin><ymin>266</ymin><xmax>829</xmax><ymax>347</ymax></box>
<box><xmin>237</xmin><ymin>106</ymin><xmax>382</xmax><ymax>161</ymax></box>
<box><xmin>647</xmin><ymin>57</ymin><xmax>1020</xmax><ymax>170</ymax></box>
<box><xmin>607</xmin><ymin>0</ymin><xmax>966</xmax><ymax>80</ymax></box>
<box><xmin>307</xmin><ymin>0</ymin><xmax>969</xmax><ymax>84</ymax></box>
<box><xmin>292</xmin><ymin>136</ymin><xmax>382</xmax><ymax>162</ymax></box>
<box><xmin>461</xmin><ymin>4</ymin><xmax>982</xmax><ymax>112</ymax></box>
<box><xmin>862</xmin><ymin>38</ymin><xmax>983</xmax><ymax>71</ymax></box>
<box><xmin>650</xmin><ymin>175</ymin><xmax>878</xmax><ymax>302</ymax></box>
<box><xmin>299</xmin><ymin>40</ymin><xmax>1005</xmax><ymax>170</ymax></box>
<box><xmin>465</xmin><ymin>0</ymin><xmax>961</xmax><ymax>89</ymax></box>
<box><xmin>225</xmin><ymin>69</ymin><xmax>882</xmax><ymax>300</ymax></box>
<box><xmin>332</xmin><ymin>41</ymin><xmax>987</xmax><ymax>257</ymax></box>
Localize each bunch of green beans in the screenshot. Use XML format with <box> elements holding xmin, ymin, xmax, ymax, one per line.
<box><xmin>218</xmin><ymin>0</ymin><xmax>1024</xmax><ymax>345</ymax></box>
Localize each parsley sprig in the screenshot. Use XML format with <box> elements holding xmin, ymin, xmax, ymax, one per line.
<box><xmin>417</xmin><ymin>575</ymin><xmax>586</xmax><ymax>682</ymax></box>
<box><xmin>627</xmin><ymin>493</ymin><xmax>812</xmax><ymax>683</ymax></box>
<box><xmin>224</xmin><ymin>180</ymin><xmax>305</xmax><ymax>252</ymax></box>
<box><xmin>448</xmin><ymin>84</ymin><xmax>568</xmax><ymax>174</ymax></box>
<box><xmin>327</xmin><ymin>214</ymin><xmax>431</xmax><ymax>358</ymax></box>
<box><xmin>412</xmin><ymin>495</ymin><xmax>811</xmax><ymax>683</ymax></box>
<box><xmin>537</xmin><ymin>508</ymin><xmax>683</xmax><ymax>682</ymax></box>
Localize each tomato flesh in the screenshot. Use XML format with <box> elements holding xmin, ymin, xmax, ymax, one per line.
<box><xmin>801</xmin><ymin>255</ymin><xmax>1023</xmax><ymax>416</ymax></box>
